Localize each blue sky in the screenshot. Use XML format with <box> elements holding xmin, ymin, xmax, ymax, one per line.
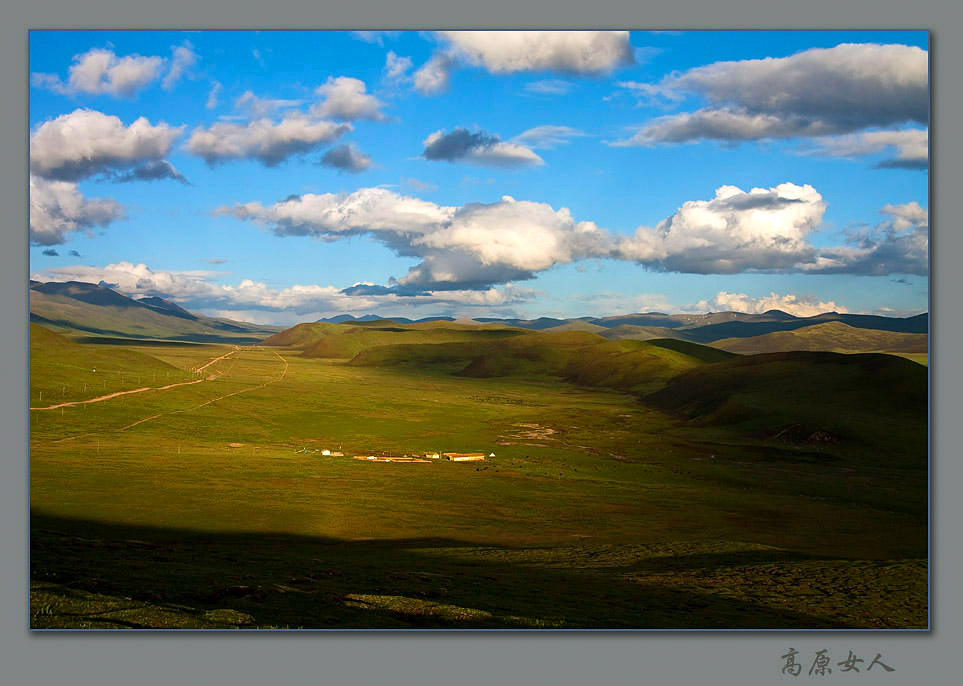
<box><xmin>29</xmin><ymin>30</ymin><xmax>929</xmax><ymax>324</ymax></box>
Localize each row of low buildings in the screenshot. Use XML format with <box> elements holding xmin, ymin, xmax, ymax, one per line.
<box><xmin>327</xmin><ymin>449</ymin><xmax>490</xmax><ymax>462</ymax></box>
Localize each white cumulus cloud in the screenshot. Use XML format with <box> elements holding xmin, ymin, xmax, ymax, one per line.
<box><xmin>312</xmin><ymin>76</ymin><xmax>388</xmax><ymax>121</ymax></box>
<box><xmin>438</xmin><ymin>31</ymin><xmax>634</xmax><ymax>75</ymax></box>
<box><xmin>413</xmin><ymin>31</ymin><xmax>634</xmax><ymax>95</ymax></box>
<box><xmin>617</xmin><ymin>182</ymin><xmax>826</xmax><ymax>273</ymax></box>
<box><xmin>30</xmin><ymin>109</ymin><xmax>185</xmax><ymax>182</ymax></box>
<box><xmin>32</xmin><ymin>44</ymin><xmax>200</xmax><ymax>97</ymax></box>
<box><xmin>29</xmin><ymin>174</ymin><xmax>125</xmax><ymax>245</ymax></box>
<box><xmin>185</xmin><ymin>115</ymin><xmax>351</xmax><ymax>167</ymax></box>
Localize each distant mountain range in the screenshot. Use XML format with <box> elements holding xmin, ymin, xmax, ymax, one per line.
<box><xmin>29</xmin><ymin>280</ymin><xmax>282</xmax><ymax>343</ymax></box>
<box><xmin>318</xmin><ymin>309</ymin><xmax>928</xmax><ymax>343</ymax></box>
<box><xmin>29</xmin><ymin>279</ymin><xmax>928</xmax><ymax>348</ymax></box>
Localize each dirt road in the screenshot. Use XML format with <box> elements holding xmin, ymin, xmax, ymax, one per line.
<box><xmin>30</xmin><ymin>347</ymin><xmax>240</xmax><ymax>411</ymax></box>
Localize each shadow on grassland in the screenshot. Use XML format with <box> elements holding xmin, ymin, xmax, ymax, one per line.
<box><xmin>30</xmin><ymin>512</ymin><xmax>884</xmax><ymax>630</ymax></box>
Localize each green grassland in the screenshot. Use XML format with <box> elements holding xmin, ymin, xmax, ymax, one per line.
<box><xmin>29</xmin><ymin>323</ymin><xmax>927</xmax><ymax>629</ymax></box>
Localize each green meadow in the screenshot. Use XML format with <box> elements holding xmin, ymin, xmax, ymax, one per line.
<box><xmin>29</xmin><ymin>323</ymin><xmax>927</xmax><ymax>629</ymax></box>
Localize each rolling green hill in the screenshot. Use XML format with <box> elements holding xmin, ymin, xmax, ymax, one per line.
<box><xmin>300</xmin><ymin>325</ymin><xmax>531</xmax><ymax>359</ymax></box>
<box><xmin>260</xmin><ymin>322</ymin><xmax>346</xmax><ymax>348</ymax></box>
<box><xmin>710</xmin><ymin>321</ymin><xmax>928</xmax><ymax>355</ymax></box>
<box><xmin>30</xmin><ymin>281</ymin><xmax>281</xmax><ymax>343</ymax></box>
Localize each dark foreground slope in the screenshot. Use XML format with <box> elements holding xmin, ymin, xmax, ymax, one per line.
<box><xmin>646</xmin><ymin>351</ymin><xmax>927</xmax><ymax>460</ymax></box>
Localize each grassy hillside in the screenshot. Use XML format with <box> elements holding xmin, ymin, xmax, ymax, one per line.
<box><xmin>543</xmin><ymin>320</ymin><xmax>609</xmax><ymax>333</ymax></box>
<box><xmin>643</xmin><ymin>338</ymin><xmax>739</xmax><ymax>363</ymax></box>
<box><xmin>30</xmin><ymin>323</ymin><xmax>188</xmax><ymax>405</ymax></box>
<box><xmin>301</xmin><ymin>325</ymin><xmax>531</xmax><ymax>359</ymax></box>
<box><xmin>646</xmin><ymin>351</ymin><xmax>927</xmax><ymax>461</ymax></box>
<box><xmin>596</xmin><ymin>324</ymin><xmax>687</xmax><ymax>341</ymax></box>
<box><xmin>30</xmin><ymin>281</ymin><xmax>280</xmax><ymax>343</ymax></box>
<box><xmin>710</xmin><ymin>321</ymin><xmax>928</xmax><ymax>356</ymax></box>
<box><xmin>261</xmin><ymin>322</ymin><xmax>345</xmax><ymax>348</ymax></box>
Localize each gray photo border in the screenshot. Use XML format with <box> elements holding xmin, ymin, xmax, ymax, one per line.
<box><xmin>3</xmin><ymin>2</ymin><xmax>960</xmax><ymax>685</ymax></box>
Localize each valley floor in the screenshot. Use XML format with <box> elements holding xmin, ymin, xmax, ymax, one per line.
<box><xmin>29</xmin><ymin>343</ymin><xmax>928</xmax><ymax>629</ymax></box>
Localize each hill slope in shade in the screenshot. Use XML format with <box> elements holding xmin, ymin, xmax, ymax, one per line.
<box><xmin>710</xmin><ymin>321</ymin><xmax>928</xmax><ymax>355</ymax></box>
<box><xmin>458</xmin><ymin>335</ymin><xmax>735</xmax><ymax>394</ymax></box>
<box><xmin>350</xmin><ymin>330</ymin><xmax>737</xmax><ymax>395</ymax></box>
<box><xmin>646</xmin><ymin>351</ymin><xmax>927</xmax><ymax>460</ymax></box>
<box><xmin>30</xmin><ymin>281</ymin><xmax>281</xmax><ymax>343</ymax></box>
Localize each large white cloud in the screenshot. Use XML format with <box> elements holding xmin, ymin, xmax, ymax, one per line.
<box><xmin>29</xmin><ymin>174</ymin><xmax>125</xmax><ymax>245</ymax></box>
<box><xmin>616</xmin><ymin>43</ymin><xmax>928</xmax><ymax>148</ymax></box>
<box><xmin>413</xmin><ymin>31</ymin><xmax>634</xmax><ymax>94</ymax></box>
<box><xmin>617</xmin><ymin>183</ymin><xmax>825</xmax><ymax>273</ymax></box>
<box><xmin>30</xmin><ymin>109</ymin><xmax>185</xmax><ymax>182</ymax></box>
<box><xmin>218</xmin><ymin>188</ymin><xmax>608</xmax><ymax>289</ymax></box>
<box><xmin>219</xmin><ymin>187</ymin><xmax>453</xmax><ymax>238</ymax></box>
<box><xmin>312</xmin><ymin>76</ymin><xmax>388</xmax><ymax>121</ymax></box>
<box><xmin>185</xmin><ymin>115</ymin><xmax>351</xmax><ymax>166</ymax></box>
